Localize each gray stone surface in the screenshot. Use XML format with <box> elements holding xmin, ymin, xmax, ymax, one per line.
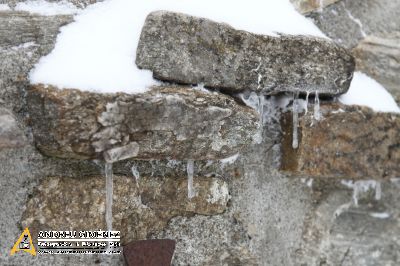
<box><xmin>297</xmin><ymin>181</ymin><xmax>400</xmax><ymax>265</ymax></box>
<box><xmin>0</xmin><ymin>107</ymin><xmax>27</xmax><ymax>149</ymax></box>
<box><xmin>136</xmin><ymin>11</ymin><xmax>354</xmax><ymax>96</ymax></box>
<box><xmin>353</xmin><ymin>32</ymin><xmax>400</xmax><ymax>97</ymax></box>
<box><xmin>27</xmin><ymin>85</ymin><xmax>260</xmax><ymax>161</ymax></box>
<box><xmin>308</xmin><ymin>0</ymin><xmax>400</xmax><ymax>48</ymax></box>
<box><xmin>0</xmin><ymin>0</ymin><xmax>102</xmax><ymax>9</ymax></box>
<box><xmin>290</xmin><ymin>0</ymin><xmax>340</xmax><ymax>14</ymax></box>
<box><xmin>0</xmin><ymin>3</ymin><xmax>400</xmax><ymax>266</ymax></box>
<box><xmin>0</xmin><ymin>11</ymin><xmax>72</xmax><ymax>48</ymax></box>
<box><xmin>0</xmin><ymin>12</ymin><xmax>73</xmax><ymax>113</ymax></box>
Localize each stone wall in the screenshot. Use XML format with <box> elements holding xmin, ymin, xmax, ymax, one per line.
<box><xmin>0</xmin><ymin>1</ymin><xmax>399</xmax><ymax>266</ymax></box>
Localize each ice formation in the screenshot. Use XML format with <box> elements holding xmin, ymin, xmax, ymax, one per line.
<box><xmin>341</xmin><ymin>180</ymin><xmax>382</xmax><ymax>206</ymax></box>
<box><xmin>187</xmin><ymin>160</ymin><xmax>196</xmax><ymax>199</ymax></box>
<box><xmin>292</xmin><ymin>93</ymin><xmax>300</xmax><ymax>149</ymax></box>
<box><xmin>105</xmin><ymin>163</ymin><xmax>113</xmax><ymax>231</ymax></box>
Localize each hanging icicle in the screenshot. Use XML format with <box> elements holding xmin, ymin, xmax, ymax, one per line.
<box><xmin>187</xmin><ymin>160</ymin><xmax>196</xmax><ymax>199</ymax></box>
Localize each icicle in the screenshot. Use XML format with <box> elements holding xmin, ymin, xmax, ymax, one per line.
<box><xmin>375</xmin><ymin>181</ymin><xmax>382</xmax><ymax>201</ymax></box>
<box><xmin>105</xmin><ymin>162</ymin><xmax>113</xmax><ymax>253</ymax></box>
<box><xmin>131</xmin><ymin>164</ymin><xmax>142</xmax><ymax>204</ymax></box>
<box><xmin>258</xmin><ymin>94</ymin><xmax>265</xmax><ymax>125</ymax></box>
<box><xmin>187</xmin><ymin>160</ymin><xmax>196</xmax><ymax>199</ymax></box>
<box><xmin>131</xmin><ymin>165</ymin><xmax>140</xmax><ymax>189</ymax></box>
<box><xmin>239</xmin><ymin>92</ymin><xmax>265</xmax><ymax>143</ymax></box>
<box><xmin>105</xmin><ymin>163</ymin><xmax>113</xmax><ymax>231</ymax></box>
<box><xmin>292</xmin><ymin>92</ymin><xmax>299</xmax><ymax>149</ymax></box>
<box><xmin>318</xmin><ymin>0</ymin><xmax>324</xmax><ymax>12</ymax></box>
<box><xmin>305</xmin><ymin>91</ymin><xmax>310</xmax><ymax>115</ymax></box>
<box><xmin>313</xmin><ymin>91</ymin><xmax>322</xmax><ymax>121</ymax></box>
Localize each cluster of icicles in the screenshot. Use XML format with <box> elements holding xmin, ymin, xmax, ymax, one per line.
<box><xmin>102</xmin><ymin>91</ymin><xmax>321</xmax><ymax>252</ymax></box>
<box><xmin>240</xmin><ymin>91</ymin><xmax>323</xmax><ymax>149</ymax></box>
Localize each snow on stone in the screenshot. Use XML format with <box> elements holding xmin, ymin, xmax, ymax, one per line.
<box><xmin>29</xmin><ymin>0</ymin><xmax>325</xmax><ymax>94</ymax></box>
<box><xmin>28</xmin><ymin>0</ymin><xmax>400</xmax><ymax>114</ymax></box>
<box><xmin>369</xmin><ymin>212</ymin><xmax>390</xmax><ymax>219</ymax></box>
<box><xmin>207</xmin><ymin>179</ymin><xmax>230</xmax><ymax>204</ymax></box>
<box><xmin>0</xmin><ymin>4</ymin><xmax>10</xmax><ymax>11</ymax></box>
<box><xmin>15</xmin><ymin>0</ymin><xmax>79</xmax><ymax>16</ymax></box>
<box><xmin>339</xmin><ymin>72</ymin><xmax>400</xmax><ymax>114</ymax></box>
<box><xmin>220</xmin><ymin>153</ymin><xmax>239</xmax><ymax>165</ymax></box>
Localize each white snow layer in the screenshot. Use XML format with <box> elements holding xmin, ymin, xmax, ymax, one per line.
<box><xmin>29</xmin><ymin>0</ymin><xmax>400</xmax><ymax>114</ymax></box>
<box><xmin>15</xmin><ymin>0</ymin><xmax>79</xmax><ymax>16</ymax></box>
<box><xmin>29</xmin><ymin>0</ymin><xmax>325</xmax><ymax>94</ymax></box>
<box><xmin>339</xmin><ymin>72</ymin><xmax>400</xmax><ymax>113</ymax></box>
<box><xmin>0</xmin><ymin>4</ymin><xmax>10</xmax><ymax>11</ymax></box>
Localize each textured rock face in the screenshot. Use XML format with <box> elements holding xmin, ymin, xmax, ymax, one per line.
<box><xmin>27</xmin><ymin>85</ymin><xmax>259</xmax><ymax>161</ymax></box>
<box><xmin>0</xmin><ymin>107</ymin><xmax>26</xmax><ymax>149</ymax></box>
<box><xmin>0</xmin><ymin>11</ymin><xmax>73</xmax><ymax>48</ymax></box>
<box><xmin>353</xmin><ymin>32</ymin><xmax>400</xmax><ymax>96</ymax></box>
<box><xmin>0</xmin><ymin>12</ymin><xmax>73</xmax><ymax>112</ymax></box>
<box><xmin>136</xmin><ymin>11</ymin><xmax>354</xmax><ymax>96</ymax></box>
<box><xmin>22</xmin><ymin>175</ymin><xmax>229</xmax><ymax>245</ymax></box>
<box><xmin>290</xmin><ymin>0</ymin><xmax>340</xmax><ymax>14</ymax></box>
<box><xmin>308</xmin><ymin>0</ymin><xmax>400</xmax><ymax>48</ymax></box>
<box><xmin>281</xmin><ymin>103</ymin><xmax>400</xmax><ymax>179</ymax></box>
<box><xmin>1</xmin><ymin>0</ymin><xmax>101</xmax><ymax>9</ymax></box>
<box><xmin>297</xmin><ymin>182</ymin><xmax>400</xmax><ymax>265</ymax></box>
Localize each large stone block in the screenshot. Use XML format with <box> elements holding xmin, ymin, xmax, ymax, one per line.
<box><xmin>27</xmin><ymin>85</ymin><xmax>259</xmax><ymax>161</ymax></box>
<box><xmin>22</xmin><ymin>175</ymin><xmax>230</xmax><ymax>245</ymax></box>
<box><xmin>136</xmin><ymin>11</ymin><xmax>354</xmax><ymax>96</ymax></box>
<box><xmin>281</xmin><ymin>103</ymin><xmax>400</xmax><ymax>179</ymax></box>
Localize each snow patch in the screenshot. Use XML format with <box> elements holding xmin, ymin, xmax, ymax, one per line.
<box><xmin>339</xmin><ymin>72</ymin><xmax>400</xmax><ymax>114</ymax></box>
<box><xmin>369</xmin><ymin>212</ymin><xmax>390</xmax><ymax>219</ymax></box>
<box><xmin>15</xmin><ymin>0</ymin><xmax>79</xmax><ymax>16</ymax></box>
<box><xmin>220</xmin><ymin>153</ymin><xmax>239</xmax><ymax>165</ymax></box>
<box><xmin>207</xmin><ymin>179</ymin><xmax>230</xmax><ymax>204</ymax></box>
<box><xmin>0</xmin><ymin>4</ymin><xmax>10</xmax><ymax>11</ymax></box>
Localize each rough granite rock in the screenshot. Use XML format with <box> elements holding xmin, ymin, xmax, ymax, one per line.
<box><xmin>136</xmin><ymin>11</ymin><xmax>354</xmax><ymax>96</ymax></box>
<box><xmin>27</xmin><ymin>85</ymin><xmax>260</xmax><ymax>161</ymax></box>
<box><xmin>297</xmin><ymin>181</ymin><xmax>400</xmax><ymax>265</ymax></box>
<box><xmin>21</xmin><ymin>175</ymin><xmax>230</xmax><ymax>245</ymax></box>
<box><xmin>0</xmin><ymin>11</ymin><xmax>73</xmax><ymax>48</ymax></box>
<box><xmin>353</xmin><ymin>32</ymin><xmax>400</xmax><ymax>96</ymax></box>
<box><xmin>281</xmin><ymin>103</ymin><xmax>400</xmax><ymax>179</ymax></box>
<box><xmin>290</xmin><ymin>0</ymin><xmax>341</xmax><ymax>14</ymax></box>
<box><xmin>0</xmin><ymin>107</ymin><xmax>27</xmax><ymax>149</ymax></box>
<box><xmin>308</xmin><ymin>0</ymin><xmax>400</xmax><ymax>48</ymax></box>
<box><xmin>0</xmin><ymin>12</ymin><xmax>73</xmax><ymax>113</ymax></box>
<box><xmin>0</xmin><ymin>0</ymin><xmax>101</xmax><ymax>9</ymax></box>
